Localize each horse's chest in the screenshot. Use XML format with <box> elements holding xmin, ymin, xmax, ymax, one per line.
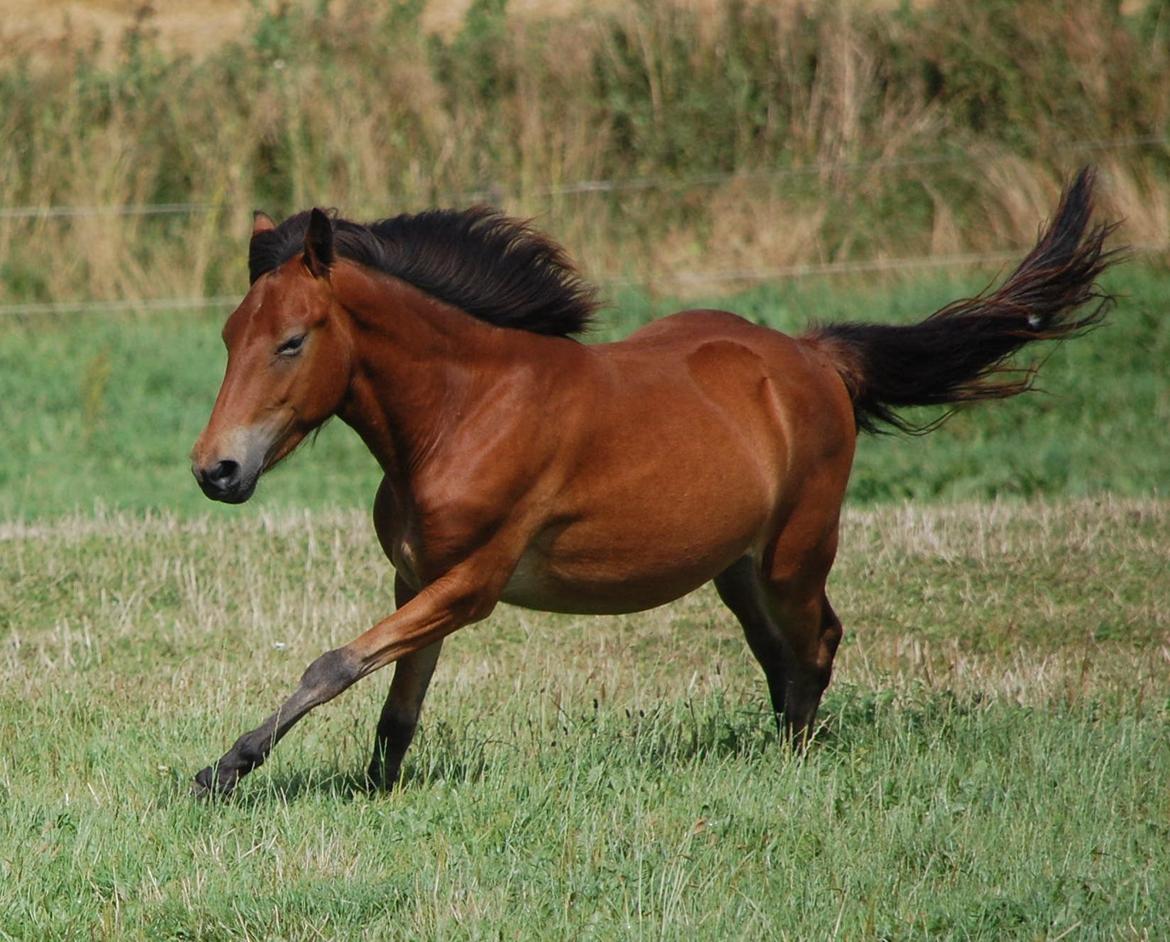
<box><xmin>379</xmin><ymin>506</ymin><xmax>497</xmax><ymax>591</ymax></box>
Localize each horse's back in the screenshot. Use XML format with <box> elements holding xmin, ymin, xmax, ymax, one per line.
<box><xmin>622</xmin><ymin>307</ymin><xmax>779</xmax><ymax>346</ymax></box>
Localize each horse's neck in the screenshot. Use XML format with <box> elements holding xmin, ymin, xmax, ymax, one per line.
<box><xmin>333</xmin><ymin>264</ymin><xmax>505</xmax><ymax>481</ymax></box>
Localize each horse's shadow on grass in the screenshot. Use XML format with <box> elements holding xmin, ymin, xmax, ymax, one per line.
<box><xmin>177</xmin><ymin>699</ymin><xmax>878</xmax><ymax>807</ymax></box>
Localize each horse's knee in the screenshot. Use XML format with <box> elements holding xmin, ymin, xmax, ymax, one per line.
<box><xmin>300</xmin><ymin>648</ymin><xmax>361</xmax><ymax>698</ymax></box>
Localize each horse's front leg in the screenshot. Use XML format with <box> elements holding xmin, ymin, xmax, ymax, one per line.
<box><xmin>193</xmin><ymin>564</ymin><xmax>501</xmax><ymax>798</ymax></box>
<box><xmin>366</xmin><ymin>574</ymin><xmax>444</xmax><ymax>791</ymax></box>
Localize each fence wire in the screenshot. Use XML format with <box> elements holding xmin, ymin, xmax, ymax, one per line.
<box><xmin>1</xmin><ymin>134</ymin><xmax>1165</xmax><ymax>221</ymax></box>
<box><xmin>2</xmin><ymin>244</ymin><xmax>1165</xmax><ymax>319</ymax></box>
<box><xmin>0</xmin><ymin>134</ymin><xmax>1165</xmax><ymax>317</ymax></box>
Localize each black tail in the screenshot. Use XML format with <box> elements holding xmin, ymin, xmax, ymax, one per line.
<box><xmin>808</xmin><ymin>167</ymin><xmax>1121</xmax><ymax>434</ymax></box>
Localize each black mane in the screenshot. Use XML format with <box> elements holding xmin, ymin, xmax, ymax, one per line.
<box><xmin>249</xmin><ymin>207</ymin><xmax>598</xmax><ymax>337</ymax></box>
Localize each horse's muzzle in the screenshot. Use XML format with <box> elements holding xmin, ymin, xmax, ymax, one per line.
<box><xmin>192</xmin><ymin>459</ymin><xmax>256</xmax><ymax>504</ymax></box>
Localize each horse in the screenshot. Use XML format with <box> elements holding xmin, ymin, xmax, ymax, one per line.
<box><xmin>190</xmin><ymin>167</ymin><xmax>1116</xmax><ymax>797</ymax></box>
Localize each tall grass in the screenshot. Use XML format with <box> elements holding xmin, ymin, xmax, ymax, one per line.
<box><xmin>1</xmin><ymin>0</ymin><xmax>1167</xmax><ymax>305</ymax></box>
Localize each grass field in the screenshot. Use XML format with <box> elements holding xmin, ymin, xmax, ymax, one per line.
<box><xmin>1</xmin><ymin>498</ymin><xmax>1167</xmax><ymax>938</ymax></box>
<box><xmin>2</xmin><ymin>264</ymin><xmax>1168</xmax><ymax>937</ymax></box>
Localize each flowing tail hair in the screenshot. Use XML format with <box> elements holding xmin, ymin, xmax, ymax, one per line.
<box><xmin>806</xmin><ymin>167</ymin><xmax>1122</xmax><ymax>434</ymax></box>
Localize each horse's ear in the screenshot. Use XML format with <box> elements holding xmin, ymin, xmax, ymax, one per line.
<box><xmin>303</xmin><ymin>208</ymin><xmax>334</xmax><ymax>278</ymax></box>
<box><xmin>251</xmin><ymin>211</ymin><xmax>276</xmax><ymax>237</ymax></box>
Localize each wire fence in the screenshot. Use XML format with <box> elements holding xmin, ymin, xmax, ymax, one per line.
<box><xmin>1</xmin><ymin>134</ymin><xmax>1165</xmax><ymax>221</ymax></box>
<box><xmin>0</xmin><ymin>133</ymin><xmax>1165</xmax><ymax>317</ymax></box>
<box><xmin>2</xmin><ymin>243</ymin><xmax>1166</xmax><ymax>319</ymax></box>
<box><xmin>0</xmin><ymin>295</ymin><xmax>240</xmax><ymax>318</ymax></box>
<box><xmin>0</xmin><ymin>201</ymin><xmax>216</xmax><ymax>221</ymax></box>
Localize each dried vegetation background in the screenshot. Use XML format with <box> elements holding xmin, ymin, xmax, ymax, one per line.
<box><xmin>1</xmin><ymin>0</ymin><xmax>1168</xmax><ymax>306</ymax></box>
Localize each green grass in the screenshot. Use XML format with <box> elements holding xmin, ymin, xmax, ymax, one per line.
<box><xmin>1</xmin><ymin>499</ymin><xmax>1167</xmax><ymax>938</ymax></box>
<box><xmin>2</xmin><ymin>267</ymin><xmax>1168</xmax><ymax>520</ymax></box>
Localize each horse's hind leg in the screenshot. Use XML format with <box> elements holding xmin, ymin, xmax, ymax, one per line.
<box><xmin>366</xmin><ymin>575</ymin><xmax>444</xmax><ymax>790</ymax></box>
<box><xmin>714</xmin><ymin>557</ymin><xmax>790</xmax><ymax>725</ymax></box>
<box><xmin>716</xmin><ymin>524</ymin><xmax>844</xmax><ymax>745</ymax></box>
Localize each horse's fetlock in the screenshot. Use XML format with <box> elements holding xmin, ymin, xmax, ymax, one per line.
<box><xmin>376</xmin><ymin>711</ymin><xmax>417</xmax><ymax>744</ymax></box>
<box><xmin>226</xmin><ymin>734</ymin><xmax>267</xmax><ymax>772</ymax></box>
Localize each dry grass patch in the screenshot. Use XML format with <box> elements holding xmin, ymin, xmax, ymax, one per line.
<box><xmin>4</xmin><ymin>497</ymin><xmax>1165</xmax><ymax>717</ymax></box>
<box><xmin>1</xmin><ymin>498</ymin><xmax>1167</xmax><ymax>938</ymax></box>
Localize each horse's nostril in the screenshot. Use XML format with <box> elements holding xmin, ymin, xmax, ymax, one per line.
<box><xmin>193</xmin><ymin>456</ymin><xmax>252</xmax><ymax>503</ymax></box>
<box><xmin>206</xmin><ymin>459</ymin><xmax>241</xmax><ymax>489</ymax></box>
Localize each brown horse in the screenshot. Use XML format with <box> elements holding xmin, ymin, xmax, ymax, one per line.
<box><xmin>190</xmin><ymin>168</ymin><xmax>1115</xmax><ymax>797</ymax></box>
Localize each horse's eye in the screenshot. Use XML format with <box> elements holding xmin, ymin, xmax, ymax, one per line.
<box><xmin>277</xmin><ymin>334</ymin><xmax>306</xmax><ymax>357</ymax></box>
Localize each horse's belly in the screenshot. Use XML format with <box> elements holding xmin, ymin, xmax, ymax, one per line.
<box><xmin>499</xmin><ymin>517</ymin><xmax>758</xmax><ymax>615</ymax></box>
<box><xmin>500</xmin><ymin>560</ymin><xmax>720</xmax><ymax>615</ymax></box>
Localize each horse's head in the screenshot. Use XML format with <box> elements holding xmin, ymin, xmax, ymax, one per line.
<box><xmin>191</xmin><ymin>209</ymin><xmax>351</xmax><ymax>503</ymax></box>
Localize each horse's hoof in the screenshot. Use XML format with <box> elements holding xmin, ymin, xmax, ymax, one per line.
<box><xmin>191</xmin><ymin>764</ymin><xmax>235</xmax><ymax>800</ymax></box>
<box><xmin>364</xmin><ymin>762</ymin><xmax>399</xmax><ymax>794</ymax></box>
